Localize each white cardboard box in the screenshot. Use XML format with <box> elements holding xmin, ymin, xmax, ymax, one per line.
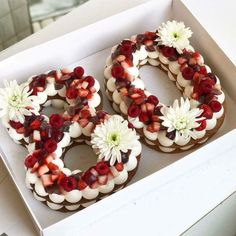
<box><xmin>0</xmin><ymin>0</ymin><xmax>236</xmax><ymax>235</ymax></box>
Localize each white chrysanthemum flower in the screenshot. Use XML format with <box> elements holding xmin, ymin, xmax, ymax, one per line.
<box><xmin>157</xmin><ymin>20</ymin><xmax>193</xmax><ymax>54</ymax></box>
<box><xmin>159</xmin><ymin>98</ymin><xmax>203</xmax><ymax>141</ymax></box>
<box><xmin>0</xmin><ymin>80</ymin><xmax>39</xmax><ymax>123</ymax></box>
<box><xmin>91</xmin><ymin>115</ymin><xmax>139</xmax><ymax>166</ymax></box>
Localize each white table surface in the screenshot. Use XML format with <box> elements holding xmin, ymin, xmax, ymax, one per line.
<box><xmin>0</xmin><ymin>1</ymin><xmax>150</xmax><ymax>235</ymax></box>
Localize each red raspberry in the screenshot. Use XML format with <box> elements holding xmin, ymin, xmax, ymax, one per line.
<box><xmin>120</xmin><ymin>43</ymin><xmax>133</xmax><ymax>57</ymax></box>
<box><xmin>195</xmin><ymin>119</ymin><xmax>207</xmax><ymax>131</ymax></box>
<box><xmin>49</xmin><ymin>114</ymin><xmax>64</xmax><ymax>129</ymax></box>
<box><xmin>199</xmin><ymin>104</ymin><xmax>213</xmax><ymax>119</ymax></box>
<box><xmin>182</xmin><ymin>67</ymin><xmax>194</xmax><ymax>80</ymax></box>
<box><xmin>66</xmin><ymin>87</ymin><xmax>78</xmax><ymax>99</ymax></box>
<box><xmin>209</xmin><ymin>100</ymin><xmax>222</xmax><ymax>112</ymax></box>
<box><xmin>30</xmin><ymin>119</ymin><xmax>41</xmax><ymax>130</ymax></box>
<box><xmin>199</xmin><ymin>78</ymin><xmax>214</xmax><ymax>94</ymax></box>
<box><xmin>95</xmin><ymin>162</ymin><xmax>110</xmax><ymax>175</ymax></box>
<box><xmin>44</xmin><ymin>139</ymin><xmax>57</xmax><ymax>153</ymax></box>
<box><xmin>147</xmin><ymin>95</ymin><xmax>159</xmax><ymax>106</ymax></box>
<box><xmin>24</xmin><ymin>155</ymin><xmax>38</xmax><ymax>168</ymax></box>
<box><xmin>73</xmin><ymin>66</ymin><xmax>84</xmax><ymax>78</ymax></box>
<box><xmin>84</xmin><ymin>76</ymin><xmax>95</xmax><ymax>88</ymax></box>
<box><xmin>111</xmin><ymin>64</ymin><xmax>124</xmax><ymax>78</ymax></box>
<box><xmin>59</xmin><ymin>176</ymin><xmax>77</xmax><ymax>192</ymax></box>
<box><xmin>161</xmin><ymin>46</ymin><xmax>175</xmax><ymax>58</ymax></box>
<box><xmin>82</xmin><ymin>171</ymin><xmax>97</xmax><ymax>186</ymax></box>
<box><xmin>139</xmin><ymin>112</ymin><xmax>149</xmax><ymax>124</ymax></box>
<box><xmin>128</xmin><ymin>105</ymin><xmax>141</xmax><ymax>118</ymax></box>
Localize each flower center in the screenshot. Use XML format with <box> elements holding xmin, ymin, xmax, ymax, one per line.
<box><xmin>174</xmin><ymin>117</ymin><xmax>188</xmax><ymax>131</ymax></box>
<box><xmin>172</xmin><ymin>32</ymin><xmax>180</xmax><ymax>41</ymax></box>
<box><xmin>107</xmin><ymin>131</ymin><xmax>120</xmax><ymax>146</ymax></box>
<box><xmin>9</xmin><ymin>95</ymin><xmax>22</xmax><ymax>107</ymax></box>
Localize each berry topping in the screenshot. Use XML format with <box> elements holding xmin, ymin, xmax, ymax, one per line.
<box><xmin>195</xmin><ymin>119</ymin><xmax>207</xmax><ymax>131</ymax></box>
<box><xmin>30</xmin><ymin>119</ymin><xmax>41</xmax><ymax>130</ymax></box>
<box><xmin>199</xmin><ymin>78</ymin><xmax>214</xmax><ymax>94</ymax></box>
<box><xmin>44</xmin><ymin>139</ymin><xmax>57</xmax><ymax>153</ymax></box>
<box><xmin>120</xmin><ymin>43</ymin><xmax>133</xmax><ymax>57</ymax></box>
<box><xmin>199</xmin><ymin>104</ymin><xmax>213</xmax><ymax>119</ymax></box>
<box><xmin>78</xmin><ymin>179</ymin><xmax>87</xmax><ymax>190</ymax></box>
<box><xmin>24</xmin><ymin>155</ymin><xmax>37</xmax><ymax>168</ymax></box>
<box><xmin>84</xmin><ymin>76</ymin><xmax>95</xmax><ymax>88</ymax></box>
<box><xmin>82</xmin><ymin>171</ymin><xmax>97</xmax><ymax>186</ymax></box>
<box><xmin>38</xmin><ymin>164</ymin><xmax>50</xmax><ymax>176</ymax></box>
<box><xmin>161</xmin><ymin>46</ymin><xmax>175</xmax><ymax>58</ymax></box>
<box><xmin>207</xmin><ymin>73</ymin><xmax>217</xmax><ymax>84</ymax></box>
<box><xmin>73</xmin><ymin>66</ymin><xmax>84</xmax><ymax>78</ymax></box>
<box><xmin>209</xmin><ymin>100</ymin><xmax>222</xmax><ymax>112</ymax></box>
<box><xmin>115</xmin><ymin>162</ymin><xmax>124</xmax><ymax>172</ymax></box>
<box><xmin>49</xmin><ymin>114</ymin><xmax>64</xmax><ymax>129</ymax></box>
<box><xmin>139</xmin><ymin>112</ymin><xmax>150</xmax><ymax>124</ymax></box>
<box><xmin>147</xmin><ymin>95</ymin><xmax>159</xmax><ymax>106</ymax></box>
<box><xmin>60</xmin><ymin>176</ymin><xmax>77</xmax><ymax>192</ymax></box>
<box><xmin>66</xmin><ymin>87</ymin><xmax>77</xmax><ymax>99</ymax></box>
<box><xmin>111</xmin><ymin>64</ymin><xmax>124</xmax><ymax>78</ymax></box>
<box><xmin>95</xmin><ymin>162</ymin><xmax>110</xmax><ymax>175</ymax></box>
<box><xmin>127</xmin><ymin>104</ymin><xmax>141</xmax><ymax>118</ymax></box>
<box><xmin>9</xmin><ymin>120</ymin><xmax>23</xmax><ymax>129</ymax></box>
<box><xmin>41</xmin><ymin>174</ymin><xmax>54</xmax><ymax>187</ymax></box>
<box><xmin>182</xmin><ymin>67</ymin><xmax>194</xmax><ymax>80</ymax></box>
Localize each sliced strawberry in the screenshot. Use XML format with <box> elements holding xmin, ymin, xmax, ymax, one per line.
<box><xmin>17</xmin><ymin>127</ymin><xmax>25</xmax><ymax>134</ymax></box>
<box><xmin>47</xmin><ymin>162</ymin><xmax>59</xmax><ymax>172</ymax></box>
<box><xmin>115</xmin><ymin>162</ymin><xmax>124</xmax><ymax>172</ymax></box>
<box><xmin>51</xmin><ymin>174</ymin><xmax>59</xmax><ymax>182</ymax></box>
<box><xmin>80</xmin><ymin>109</ymin><xmax>91</xmax><ymax>119</ymax></box>
<box><xmin>189</xmin><ymin>57</ymin><xmax>197</xmax><ymax>65</ymax></box>
<box><xmin>57</xmin><ymin>172</ymin><xmax>66</xmax><ymax>185</ymax></box>
<box><xmin>37</xmin><ymin>87</ymin><xmax>44</xmax><ymax>92</ymax></box>
<box><xmin>116</xmin><ymin>55</ymin><xmax>126</xmax><ymax>62</ymax></box>
<box><xmin>44</xmin><ymin>154</ymin><xmax>54</xmax><ymax>164</ymax></box>
<box><xmin>141</xmin><ymin>104</ymin><xmax>147</xmax><ymax>113</ymax></box>
<box><xmin>98</xmin><ymin>175</ymin><xmax>108</xmax><ymax>185</ymax></box>
<box><xmin>130</xmin><ymin>93</ymin><xmax>141</xmax><ymax>99</ymax></box>
<box><xmin>180</xmin><ymin>63</ymin><xmax>188</xmax><ymax>72</ymax></box>
<box><xmin>33</xmin><ymin>130</ymin><xmax>41</xmax><ymax>142</ymax></box>
<box><xmin>191</xmin><ymin>92</ymin><xmax>199</xmax><ymax>100</ymax></box>
<box><xmin>91</xmin><ymin>181</ymin><xmax>99</xmax><ymax>189</ymax></box>
<box><xmin>144</xmin><ymin>39</ymin><xmax>153</xmax><ymax>46</ymax></box>
<box><xmin>38</xmin><ymin>164</ymin><xmax>50</xmax><ymax>177</ymax></box>
<box><xmin>78</xmin><ymin>89</ymin><xmax>89</xmax><ymax>97</ymax></box>
<box><xmin>193</xmin><ymin>51</ymin><xmax>200</xmax><ymax>59</ymax></box>
<box><xmin>41</xmin><ymin>174</ymin><xmax>54</xmax><ymax>187</ymax></box>
<box><xmin>30</xmin><ymin>162</ymin><xmax>40</xmax><ymax>173</ymax></box>
<box><xmin>110</xmin><ymin>166</ymin><xmax>119</xmax><ymax>177</ymax></box>
<box><xmin>78</xmin><ymin>179</ymin><xmax>87</xmax><ymax>190</ymax></box>
<box><xmin>152</xmin><ymin>115</ymin><xmax>160</xmax><ymax>122</ymax></box>
<box><xmin>72</xmin><ymin>114</ymin><xmax>80</xmax><ymax>122</ymax></box>
<box><xmin>30</xmin><ymin>119</ymin><xmax>41</xmax><ymax>130</ymax></box>
<box><xmin>178</xmin><ymin>57</ymin><xmax>188</xmax><ymax>65</ymax></box>
<box><xmin>79</xmin><ymin>118</ymin><xmax>89</xmax><ymax>128</ymax></box>
<box><xmin>119</xmin><ymin>87</ymin><xmax>128</xmax><ymax>96</ymax></box>
<box><xmin>89</xmin><ymin>167</ymin><xmax>98</xmax><ymax>177</ymax></box>
<box><xmin>81</xmin><ymin>81</ymin><xmax>89</xmax><ymax>89</ymax></box>
<box><xmin>134</xmin><ymin>97</ymin><xmax>145</xmax><ymax>105</ymax></box>
<box><xmin>147</xmin><ymin>122</ymin><xmax>161</xmax><ymax>132</ymax></box>
<box><xmin>146</xmin><ymin>103</ymin><xmax>155</xmax><ymax>115</ymax></box>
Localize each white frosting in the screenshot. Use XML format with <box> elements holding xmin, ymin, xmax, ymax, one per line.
<box><xmin>128</xmin><ymin>116</ymin><xmax>144</xmax><ymax>129</ymax></box>
<box><xmin>49</xmin><ymin>193</ymin><xmax>65</xmax><ymax>203</ymax></box>
<box><xmin>112</xmin><ymin>90</ymin><xmax>122</xmax><ymax>104</ymax></box>
<box><xmin>132</xmin><ymin>53</ymin><xmax>139</xmax><ymax>66</ymax></box>
<box><xmin>159</xmin><ymin>146</ymin><xmax>176</xmax><ymax>152</ymax></box>
<box><xmin>119</xmin><ymin>101</ymin><xmax>128</xmax><ymax>115</ymax></box>
<box><xmin>81</xmin><ymin>122</ymin><xmax>94</xmax><ymax>136</ymax></box>
<box><xmin>125</xmin><ymin>155</ymin><xmax>138</xmax><ymax>171</ymax></box>
<box><xmin>69</xmin><ymin>122</ymin><xmax>82</xmax><ymax>138</ymax></box>
<box><xmin>126</xmin><ymin>67</ymin><xmax>139</xmax><ymax>78</ymax></box>
<box><xmin>193</xmin><ymin>130</ymin><xmax>206</xmax><ymax>139</ymax></box>
<box><xmin>104</xmin><ymin>65</ymin><xmax>112</xmax><ymax>79</ymax></box>
<box><xmin>105</xmin><ymin>56</ymin><xmax>112</xmax><ymax>66</ymax></box>
<box><xmin>168</xmin><ymin>71</ymin><xmax>176</xmax><ymax>81</ymax></box>
<box><xmin>51</xmin><ymin>158</ymin><xmax>64</xmax><ymax>169</ymax></box>
<box><xmin>34</xmin><ymin>91</ymin><xmax>47</xmax><ymax>104</ymax></box>
<box><xmin>159</xmin><ymin>53</ymin><xmax>169</xmax><ymax>64</ymax></box>
<box><xmin>45</xmin><ymin>83</ymin><xmax>57</xmax><ymax>96</ymax></box>
<box><xmin>114</xmin><ymin>169</ymin><xmax>128</xmax><ymax>185</ymax></box>
<box><xmin>135</xmin><ymin>45</ymin><xmax>148</xmax><ymax>60</ymax></box>
<box><xmin>112</xmin><ymin>102</ymin><xmax>120</xmax><ymax>113</ymax></box>
<box><xmin>147</xmin><ymin>50</ymin><xmax>159</xmax><ymax>59</ymax></box>
<box><xmin>143</xmin><ymin>126</ymin><xmax>158</xmax><ymax>141</ymax></box>
<box><xmin>107</xmin><ymin>77</ymin><xmax>116</xmax><ymax>92</ymax></box>
<box><xmin>148</xmin><ymin>59</ymin><xmax>160</xmax><ymax>66</ymax></box>
<box><xmin>33</xmin><ymin>192</ymin><xmax>45</xmax><ymax>201</ymax></box>
<box><xmin>43</xmin><ymin>100</ymin><xmax>51</xmax><ymax>107</ymax></box>
<box><xmin>61</xmin><ymin>168</ymin><xmax>72</xmax><ymax>176</ymax></box>
<box><xmin>54</xmin><ymin>146</ymin><xmax>62</xmax><ymax>158</ymax></box>
<box><xmin>213</xmin><ymin>106</ymin><xmax>224</xmax><ymax>119</ymax></box>
<box><xmin>82</xmin><ymin>187</ymin><xmax>99</xmax><ymax>200</ymax></box>
<box><xmin>145</xmin><ymin>138</ymin><xmax>155</xmax><ymax>145</ymax></box>
<box><xmin>158</xmin><ymin>131</ymin><xmax>174</xmax><ymax>147</ymax></box>
<box><xmin>175</xmin><ymin>135</ymin><xmax>191</xmax><ymax>146</ymax></box>
<box><xmin>65</xmin><ymin>190</ymin><xmax>82</xmax><ymax>203</ymax></box>
<box><xmin>99</xmin><ymin>180</ymin><xmax>115</xmax><ymax>194</ymax></box>
<box><xmin>94</xmin><ymin>79</ymin><xmax>100</xmax><ymax>92</ymax></box>
<box><xmin>57</xmin><ymin>86</ymin><xmax>66</xmax><ymax>97</ymax></box>
<box><xmin>169</xmin><ymin>61</ymin><xmax>180</xmax><ymax>75</ymax></box>
<box><xmin>8</xmin><ymin>128</ymin><xmax>24</xmax><ymax>141</ymax></box>
<box><xmin>88</xmin><ymin>93</ymin><xmax>101</xmax><ymax>108</ymax></box>
<box><xmin>105</xmin><ymin>89</ymin><xmax>113</xmax><ymax>101</ymax></box>
<box><xmin>177</xmin><ymin>72</ymin><xmax>191</xmax><ymax>87</ymax></box>
<box><xmin>180</xmin><ymin>144</ymin><xmax>194</xmax><ymax>150</ymax></box>
<box><xmin>58</xmin><ymin>132</ymin><xmax>71</xmax><ymax>148</ymax></box>
<box><xmin>26</xmin><ymin>169</ymin><xmax>38</xmax><ymax>184</ymax></box>
<box><xmin>132</xmin><ymin>78</ymin><xmax>145</xmax><ymax>90</ymax></box>
<box><xmin>130</xmin><ymin>141</ymin><xmax>142</xmax><ymax>156</ymax></box>
<box><xmin>161</xmin><ymin>64</ymin><xmax>168</xmax><ymax>71</ymax></box>
<box><xmin>35</xmin><ymin>180</ymin><xmax>48</xmax><ymax>197</ymax></box>
<box><xmin>47</xmin><ymin>201</ymin><xmax>63</xmax><ymax>210</ymax></box>
<box><xmin>206</xmin><ymin>118</ymin><xmax>217</xmax><ymax>130</ymax></box>
<box><xmin>184</xmin><ymin>86</ymin><xmax>193</xmax><ymax>98</ymax></box>
<box><xmin>217</xmin><ymin>91</ymin><xmax>225</xmax><ymax>104</ymax></box>
<box><xmin>65</xmin><ymin>204</ymin><xmax>80</xmax><ymax>211</ymax></box>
